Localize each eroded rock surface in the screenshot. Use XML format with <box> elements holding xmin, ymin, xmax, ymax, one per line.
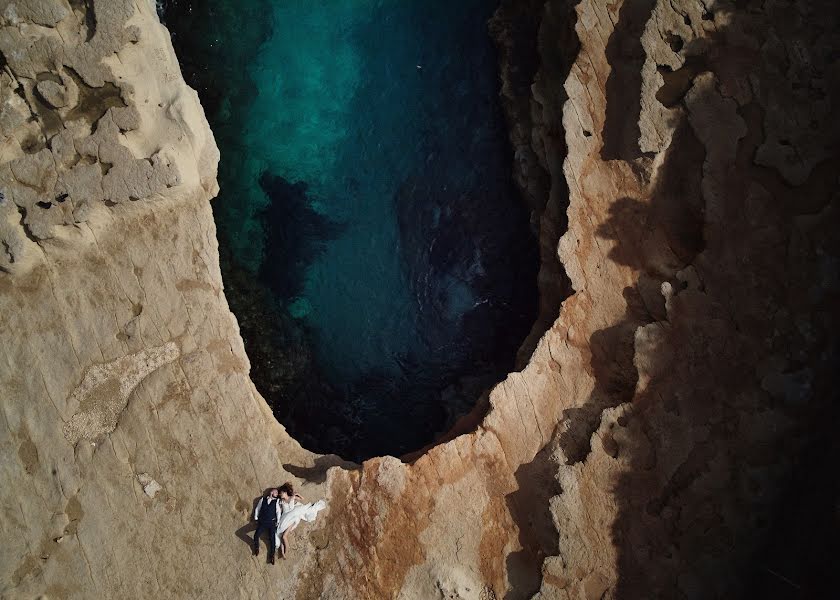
<box><xmin>528</xmin><ymin>0</ymin><xmax>840</xmax><ymax>597</ymax></box>
<box><xmin>0</xmin><ymin>0</ymin><xmax>837</xmax><ymax>599</ymax></box>
<box><xmin>62</xmin><ymin>342</ymin><xmax>179</xmax><ymax>445</ymax></box>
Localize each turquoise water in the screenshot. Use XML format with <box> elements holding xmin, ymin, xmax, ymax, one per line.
<box><xmin>163</xmin><ymin>0</ymin><xmax>538</xmax><ymax>459</ymax></box>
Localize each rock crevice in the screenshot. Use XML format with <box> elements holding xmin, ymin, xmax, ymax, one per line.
<box><xmin>1</xmin><ymin>0</ymin><xmax>838</xmax><ymax>598</ymax></box>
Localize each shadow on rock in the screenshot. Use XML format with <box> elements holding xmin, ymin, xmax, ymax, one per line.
<box><xmin>503</xmin><ymin>435</ymin><xmax>562</xmax><ymax>600</ymax></box>
<box><xmin>589</xmin><ymin>3</ymin><xmax>838</xmax><ymax>596</ymax></box>
<box><xmin>282</xmin><ymin>456</ymin><xmax>358</xmax><ymax>485</ymax></box>
<box><xmin>234</xmin><ymin>491</ymin><xmax>273</xmax><ymax>552</ymax></box>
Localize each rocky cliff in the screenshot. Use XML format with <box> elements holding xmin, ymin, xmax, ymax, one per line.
<box><xmin>1</xmin><ymin>0</ymin><xmax>837</xmax><ymax>599</ymax></box>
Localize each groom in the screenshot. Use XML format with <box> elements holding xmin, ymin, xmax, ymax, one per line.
<box><xmin>252</xmin><ymin>487</ymin><xmax>281</xmax><ymax>564</ymax></box>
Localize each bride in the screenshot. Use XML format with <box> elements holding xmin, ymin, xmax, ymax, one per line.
<box><xmin>275</xmin><ymin>481</ymin><xmax>327</xmax><ymax>559</ymax></box>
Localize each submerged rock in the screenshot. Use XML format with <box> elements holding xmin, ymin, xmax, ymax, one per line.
<box><xmin>0</xmin><ymin>0</ymin><xmax>838</xmax><ymax>598</ymax></box>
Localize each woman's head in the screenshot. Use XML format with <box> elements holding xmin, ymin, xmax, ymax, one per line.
<box><xmin>278</xmin><ymin>481</ymin><xmax>294</xmax><ymax>500</ymax></box>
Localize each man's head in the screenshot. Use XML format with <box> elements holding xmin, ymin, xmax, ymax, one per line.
<box><xmin>269</xmin><ymin>488</ymin><xmax>279</xmax><ymax>498</ymax></box>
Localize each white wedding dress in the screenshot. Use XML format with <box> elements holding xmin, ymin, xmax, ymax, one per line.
<box><xmin>274</xmin><ymin>498</ymin><xmax>327</xmax><ymax>546</ymax></box>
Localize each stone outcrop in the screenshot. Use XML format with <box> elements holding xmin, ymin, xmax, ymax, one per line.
<box><xmin>1</xmin><ymin>0</ymin><xmax>837</xmax><ymax>599</ymax></box>
<box><xmin>513</xmin><ymin>1</ymin><xmax>840</xmax><ymax>597</ymax></box>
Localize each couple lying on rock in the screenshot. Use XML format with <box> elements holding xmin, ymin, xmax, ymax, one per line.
<box><xmin>252</xmin><ymin>481</ymin><xmax>326</xmax><ymax>564</ymax></box>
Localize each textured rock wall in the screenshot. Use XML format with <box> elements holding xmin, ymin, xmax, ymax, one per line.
<box><xmin>529</xmin><ymin>0</ymin><xmax>840</xmax><ymax>597</ymax></box>
<box><xmin>0</xmin><ymin>1</ymin><xmax>336</xmax><ymax>598</ymax></box>
<box><xmin>1</xmin><ymin>0</ymin><xmax>837</xmax><ymax>599</ymax></box>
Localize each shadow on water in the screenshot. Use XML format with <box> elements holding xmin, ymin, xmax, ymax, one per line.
<box><xmin>162</xmin><ymin>0</ymin><xmax>543</xmax><ymax>462</ymax></box>
<box><xmin>257</xmin><ymin>173</ymin><xmax>345</xmax><ymax>301</ymax></box>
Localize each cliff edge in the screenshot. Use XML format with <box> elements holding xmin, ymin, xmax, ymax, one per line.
<box><xmin>1</xmin><ymin>0</ymin><xmax>838</xmax><ymax>599</ymax></box>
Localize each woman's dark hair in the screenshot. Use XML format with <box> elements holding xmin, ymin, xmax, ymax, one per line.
<box><xmin>278</xmin><ymin>481</ymin><xmax>295</xmax><ymax>497</ymax></box>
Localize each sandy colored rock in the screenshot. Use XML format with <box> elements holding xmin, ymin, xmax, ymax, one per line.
<box><xmin>137</xmin><ymin>473</ymin><xmax>163</xmax><ymax>498</ymax></box>
<box><xmin>0</xmin><ymin>0</ymin><xmax>838</xmax><ymax>599</ymax></box>
<box><xmin>34</xmin><ymin>72</ymin><xmax>79</xmax><ymax>110</ymax></box>
<box><xmin>62</xmin><ymin>342</ymin><xmax>180</xmax><ymax>445</ymax></box>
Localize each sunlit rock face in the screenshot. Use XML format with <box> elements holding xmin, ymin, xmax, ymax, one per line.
<box><xmin>0</xmin><ymin>0</ymin><xmax>838</xmax><ymax>599</ymax></box>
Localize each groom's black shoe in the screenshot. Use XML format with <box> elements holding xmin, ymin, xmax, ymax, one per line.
<box><xmin>252</xmin><ymin>545</ymin><xmax>259</xmax><ymax>556</ymax></box>
<box><xmin>268</xmin><ymin>553</ymin><xmax>275</xmax><ymax>565</ymax></box>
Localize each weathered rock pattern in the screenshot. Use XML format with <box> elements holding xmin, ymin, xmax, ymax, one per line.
<box><xmin>520</xmin><ymin>0</ymin><xmax>840</xmax><ymax>597</ymax></box>
<box><xmin>0</xmin><ymin>0</ymin><xmax>837</xmax><ymax>599</ymax></box>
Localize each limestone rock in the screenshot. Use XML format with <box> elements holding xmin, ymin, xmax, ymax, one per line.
<box><xmin>137</xmin><ymin>473</ymin><xmax>162</xmax><ymax>499</ymax></box>
<box><xmin>34</xmin><ymin>72</ymin><xmax>79</xmax><ymax>110</ymax></box>
<box><xmin>0</xmin><ymin>0</ymin><xmax>837</xmax><ymax>598</ymax></box>
<box><xmin>62</xmin><ymin>343</ymin><xmax>180</xmax><ymax>445</ymax></box>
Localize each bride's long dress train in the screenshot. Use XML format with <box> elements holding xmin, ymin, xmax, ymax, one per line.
<box><xmin>274</xmin><ymin>500</ymin><xmax>327</xmax><ymax>547</ymax></box>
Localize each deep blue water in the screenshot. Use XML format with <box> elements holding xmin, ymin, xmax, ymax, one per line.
<box><xmin>162</xmin><ymin>0</ymin><xmax>538</xmax><ymax>460</ymax></box>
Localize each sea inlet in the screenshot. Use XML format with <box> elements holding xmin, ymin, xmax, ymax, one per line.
<box><xmin>161</xmin><ymin>0</ymin><xmax>539</xmax><ymax>461</ymax></box>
